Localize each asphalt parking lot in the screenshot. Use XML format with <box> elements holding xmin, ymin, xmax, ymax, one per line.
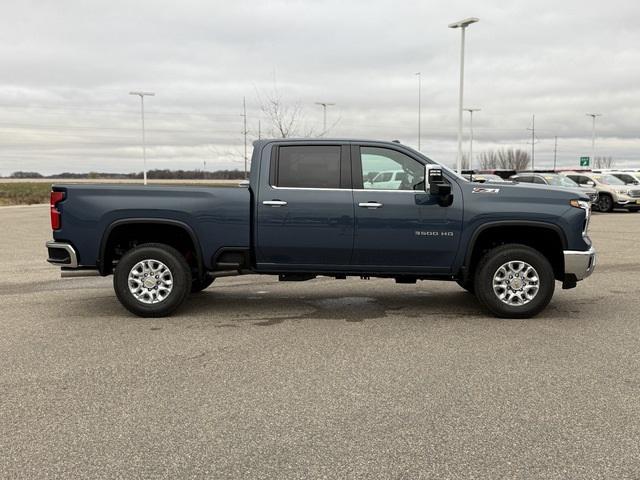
<box><xmin>1</xmin><ymin>205</ymin><xmax>639</xmax><ymax>479</ymax></box>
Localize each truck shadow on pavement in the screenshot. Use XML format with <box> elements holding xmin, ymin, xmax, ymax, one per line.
<box><xmin>172</xmin><ymin>289</ymin><xmax>540</xmax><ymax>326</ymax></box>
<box><xmin>52</xmin><ymin>279</ymin><xmax>591</xmax><ymax>325</ymax></box>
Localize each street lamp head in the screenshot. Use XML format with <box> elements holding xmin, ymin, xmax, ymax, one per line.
<box><xmin>448</xmin><ymin>17</ymin><xmax>479</xmax><ymax>29</ymax></box>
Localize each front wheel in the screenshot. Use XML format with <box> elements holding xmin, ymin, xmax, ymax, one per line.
<box><xmin>598</xmin><ymin>194</ymin><xmax>613</xmax><ymax>213</ymax></box>
<box><xmin>114</xmin><ymin>243</ymin><xmax>192</xmax><ymax>317</ymax></box>
<box><xmin>474</xmin><ymin>244</ymin><xmax>555</xmax><ymax>319</ymax></box>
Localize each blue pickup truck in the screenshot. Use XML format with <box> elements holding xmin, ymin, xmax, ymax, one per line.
<box><xmin>46</xmin><ymin>139</ymin><xmax>596</xmax><ymax>318</ymax></box>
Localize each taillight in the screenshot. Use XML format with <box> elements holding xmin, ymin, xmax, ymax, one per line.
<box><xmin>50</xmin><ymin>191</ymin><xmax>65</xmax><ymax>230</ymax></box>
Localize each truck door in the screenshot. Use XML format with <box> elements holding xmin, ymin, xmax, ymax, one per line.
<box><xmin>256</xmin><ymin>144</ymin><xmax>354</xmax><ymax>268</ymax></box>
<box><xmin>351</xmin><ymin>145</ymin><xmax>463</xmax><ymax>272</ymax></box>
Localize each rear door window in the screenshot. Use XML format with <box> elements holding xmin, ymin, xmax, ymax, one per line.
<box><xmin>275</xmin><ymin>145</ymin><xmax>341</xmax><ymax>188</ymax></box>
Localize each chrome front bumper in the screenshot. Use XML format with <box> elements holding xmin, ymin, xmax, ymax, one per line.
<box><xmin>564</xmin><ymin>247</ymin><xmax>596</xmax><ymax>281</ymax></box>
<box><xmin>46</xmin><ymin>241</ymin><xmax>78</xmax><ymax>268</ymax></box>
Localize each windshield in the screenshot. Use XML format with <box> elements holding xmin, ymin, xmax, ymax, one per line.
<box><xmin>595</xmin><ymin>174</ymin><xmax>626</xmax><ymax>185</ymax></box>
<box><xmin>544</xmin><ymin>175</ymin><xmax>579</xmax><ymax>187</ymax></box>
<box><xmin>397</xmin><ymin>143</ymin><xmax>469</xmax><ymax>182</ymax></box>
<box><xmin>438</xmin><ymin>163</ymin><xmax>469</xmax><ymax>182</ymax></box>
<box><xmin>482</xmin><ymin>174</ymin><xmax>506</xmax><ymax>182</ymax></box>
<box><xmin>615</xmin><ymin>173</ymin><xmax>638</xmax><ymax>184</ymax></box>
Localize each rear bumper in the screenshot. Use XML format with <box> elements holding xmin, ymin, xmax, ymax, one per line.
<box><xmin>564</xmin><ymin>247</ymin><xmax>596</xmax><ymax>281</ymax></box>
<box><xmin>46</xmin><ymin>241</ymin><xmax>78</xmax><ymax>268</ymax></box>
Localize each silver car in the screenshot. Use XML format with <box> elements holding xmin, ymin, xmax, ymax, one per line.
<box><xmin>510</xmin><ymin>172</ymin><xmax>598</xmax><ymax>206</ymax></box>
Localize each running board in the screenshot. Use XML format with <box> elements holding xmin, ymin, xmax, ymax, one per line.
<box><xmin>61</xmin><ymin>270</ymin><xmax>101</xmax><ymax>278</ymax></box>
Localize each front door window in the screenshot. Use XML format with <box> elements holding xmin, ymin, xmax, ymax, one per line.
<box><xmin>361</xmin><ymin>147</ymin><xmax>424</xmax><ymax>191</ymax></box>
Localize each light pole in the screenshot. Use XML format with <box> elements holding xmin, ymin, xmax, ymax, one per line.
<box><xmin>464</xmin><ymin>108</ymin><xmax>480</xmax><ymax>169</ymax></box>
<box><xmin>416</xmin><ymin>72</ymin><xmax>422</xmax><ymax>150</ymax></box>
<box><xmin>586</xmin><ymin>113</ymin><xmax>601</xmax><ymax>166</ymax></box>
<box><xmin>315</xmin><ymin>102</ymin><xmax>335</xmax><ymax>134</ymax></box>
<box><xmin>449</xmin><ymin>17</ymin><xmax>479</xmax><ymax>173</ymax></box>
<box><xmin>527</xmin><ymin>114</ymin><xmax>536</xmax><ymax>170</ymax></box>
<box><xmin>129</xmin><ymin>91</ymin><xmax>155</xmax><ymax>185</ymax></box>
<box><xmin>241</xmin><ymin>97</ymin><xmax>248</xmax><ymax>179</ymax></box>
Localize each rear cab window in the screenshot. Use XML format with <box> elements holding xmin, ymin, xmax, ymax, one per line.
<box><xmin>273</xmin><ymin>145</ymin><xmax>342</xmax><ymax>188</ymax></box>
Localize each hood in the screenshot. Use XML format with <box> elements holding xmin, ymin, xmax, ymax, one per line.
<box><xmin>469</xmin><ymin>181</ymin><xmax>590</xmax><ymax>202</ymax></box>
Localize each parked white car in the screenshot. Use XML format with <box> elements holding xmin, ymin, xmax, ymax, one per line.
<box><xmin>368</xmin><ymin>170</ymin><xmax>412</xmax><ymax>190</ymax></box>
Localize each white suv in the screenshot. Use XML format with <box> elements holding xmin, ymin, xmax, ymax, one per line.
<box><xmin>563</xmin><ymin>172</ymin><xmax>640</xmax><ymax>212</ymax></box>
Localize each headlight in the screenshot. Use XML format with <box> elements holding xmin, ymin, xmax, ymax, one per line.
<box><xmin>619</xmin><ymin>189</ymin><xmax>630</xmax><ymax>195</ymax></box>
<box><xmin>570</xmin><ymin>199</ymin><xmax>590</xmax><ymax>210</ymax></box>
<box><xmin>570</xmin><ymin>199</ymin><xmax>591</xmax><ymax>237</ymax></box>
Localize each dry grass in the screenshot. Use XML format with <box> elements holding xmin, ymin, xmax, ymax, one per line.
<box><xmin>0</xmin><ymin>183</ymin><xmax>53</xmax><ymax>206</ymax></box>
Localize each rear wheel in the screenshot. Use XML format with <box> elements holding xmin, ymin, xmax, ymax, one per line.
<box><xmin>474</xmin><ymin>244</ymin><xmax>555</xmax><ymax>319</ymax></box>
<box><xmin>598</xmin><ymin>194</ymin><xmax>613</xmax><ymax>212</ymax></box>
<box><xmin>114</xmin><ymin>243</ymin><xmax>192</xmax><ymax>317</ymax></box>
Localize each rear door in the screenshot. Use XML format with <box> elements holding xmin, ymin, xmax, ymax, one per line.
<box><xmin>255</xmin><ymin>144</ymin><xmax>354</xmax><ymax>268</ymax></box>
<box><xmin>351</xmin><ymin>144</ymin><xmax>463</xmax><ymax>271</ymax></box>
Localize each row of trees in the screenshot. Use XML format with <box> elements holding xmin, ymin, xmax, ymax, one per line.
<box><xmin>465</xmin><ymin>149</ymin><xmax>615</xmax><ymax>170</ymax></box>
<box><xmin>8</xmin><ymin>169</ymin><xmax>245</xmax><ymax>180</ymax></box>
<box><xmin>476</xmin><ymin>149</ymin><xmax>532</xmax><ymax>170</ymax></box>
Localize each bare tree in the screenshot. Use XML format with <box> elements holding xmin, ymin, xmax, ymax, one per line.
<box><xmin>257</xmin><ymin>85</ymin><xmax>314</xmax><ymax>138</ymax></box>
<box><xmin>478</xmin><ymin>148</ymin><xmax>530</xmax><ymax>170</ymax></box>
<box><xmin>593</xmin><ymin>156</ymin><xmax>614</xmax><ymax>169</ymax></box>
<box><xmin>478</xmin><ymin>150</ymin><xmax>499</xmax><ymax>169</ymax></box>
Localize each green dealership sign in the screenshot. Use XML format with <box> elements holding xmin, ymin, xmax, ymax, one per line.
<box><xmin>580</xmin><ymin>156</ymin><xmax>590</xmax><ymax>167</ymax></box>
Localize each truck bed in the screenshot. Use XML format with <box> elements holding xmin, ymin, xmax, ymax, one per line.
<box><xmin>52</xmin><ymin>184</ymin><xmax>251</xmax><ymax>270</ymax></box>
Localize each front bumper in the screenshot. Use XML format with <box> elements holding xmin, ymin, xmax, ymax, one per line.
<box><xmin>46</xmin><ymin>241</ymin><xmax>78</xmax><ymax>268</ymax></box>
<box><xmin>564</xmin><ymin>247</ymin><xmax>596</xmax><ymax>281</ymax></box>
<box><xmin>615</xmin><ymin>194</ymin><xmax>640</xmax><ymax>207</ymax></box>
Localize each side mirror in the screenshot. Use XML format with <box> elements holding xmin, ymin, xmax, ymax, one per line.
<box><xmin>427</xmin><ymin>167</ymin><xmax>453</xmax><ymax>206</ymax></box>
<box><xmin>585</xmin><ymin>181</ymin><xmax>595</xmax><ymax>187</ymax></box>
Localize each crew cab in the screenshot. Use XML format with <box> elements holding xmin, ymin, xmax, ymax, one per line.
<box><xmin>46</xmin><ymin>139</ymin><xmax>596</xmax><ymax>319</ymax></box>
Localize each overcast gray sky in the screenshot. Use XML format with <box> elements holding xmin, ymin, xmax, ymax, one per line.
<box><xmin>1</xmin><ymin>0</ymin><xmax>639</xmax><ymax>175</ymax></box>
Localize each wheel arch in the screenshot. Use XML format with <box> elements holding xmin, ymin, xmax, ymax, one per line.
<box><xmin>463</xmin><ymin>221</ymin><xmax>567</xmax><ymax>282</ymax></box>
<box><xmin>98</xmin><ymin>218</ymin><xmax>204</xmax><ymax>279</ymax></box>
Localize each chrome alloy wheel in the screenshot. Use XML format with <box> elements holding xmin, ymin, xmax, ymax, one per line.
<box><xmin>492</xmin><ymin>260</ymin><xmax>540</xmax><ymax>306</ymax></box>
<box><xmin>128</xmin><ymin>259</ymin><xmax>174</xmax><ymax>304</ymax></box>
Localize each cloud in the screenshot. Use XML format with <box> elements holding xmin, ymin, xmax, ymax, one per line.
<box><xmin>0</xmin><ymin>0</ymin><xmax>639</xmax><ymax>175</ymax></box>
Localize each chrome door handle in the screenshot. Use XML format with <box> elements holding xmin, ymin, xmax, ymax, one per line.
<box><xmin>263</xmin><ymin>200</ymin><xmax>288</xmax><ymax>207</ymax></box>
<box><xmin>358</xmin><ymin>202</ymin><xmax>383</xmax><ymax>209</ymax></box>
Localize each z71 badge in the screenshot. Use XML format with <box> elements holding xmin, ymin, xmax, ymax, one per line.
<box><xmin>472</xmin><ymin>187</ymin><xmax>500</xmax><ymax>194</ymax></box>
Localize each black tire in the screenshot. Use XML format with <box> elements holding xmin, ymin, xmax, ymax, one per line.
<box><xmin>598</xmin><ymin>194</ymin><xmax>613</xmax><ymax>213</ymax></box>
<box><xmin>456</xmin><ymin>278</ymin><xmax>475</xmax><ymax>294</ymax></box>
<box><xmin>191</xmin><ymin>274</ymin><xmax>215</xmax><ymax>293</ymax></box>
<box><xmin>474</xmin><ymin>244</ymin><xmax>555</xmax><ymax>319</ymax></box>
<box><xmin>114</xmin><ymin>243</ymin><xmax>192</xmax><ymax>318</ymax></box>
